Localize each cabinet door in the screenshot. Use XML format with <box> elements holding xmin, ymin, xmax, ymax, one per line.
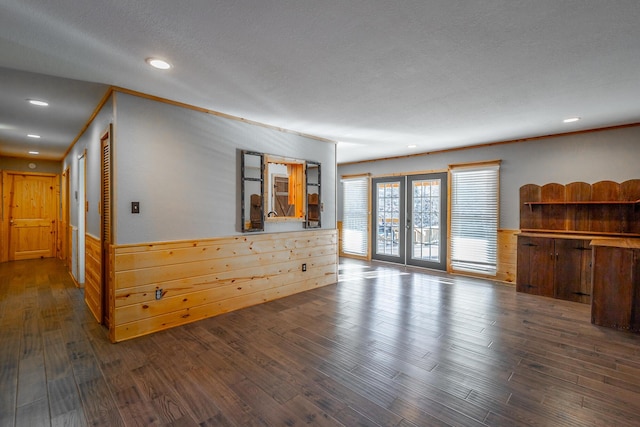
<box><xmin>517</xmin><ymin>236</ymin><xmax>554</xmax><ymax>296</ymax></box>
<box><xmin>631</xmin><ymin>249</ymin><xmax>640</xmax><ymax>332</ymax></box>
<box><xmin>554</xmin><ymin>239</ymin><xmax>591</xmax><ymax>303</ymax></box>
<box><xmin>592</xmin><ymin>246</ymin><xmax>634</xmax><ymax>329</ymax></box>
<box><xmin>516</xmin><ymin>236</ymin><xmax>532</xmax><ymax>293</ymax></box>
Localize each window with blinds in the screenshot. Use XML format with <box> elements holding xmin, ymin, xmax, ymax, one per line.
<box><xmin>342</xmin><ymin>177</ymin><xmax>369</xmax><ymax>256</ymax></box>
<box><xmin>450</xmin><ymin>163</ymin><xmax>499</xmax><ymax>275</ymax></box>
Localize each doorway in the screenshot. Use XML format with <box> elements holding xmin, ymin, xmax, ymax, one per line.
<box><xmin>76</xmin><ymin>154</ymin><xmax>86</xmax><ymax>284</ymax></box>
<box><xmin>371</xmin><ymin>173</ymin><xmax>447</xmax><ymax>270</ymax></box>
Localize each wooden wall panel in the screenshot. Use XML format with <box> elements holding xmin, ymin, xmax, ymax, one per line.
<box><xmin>565</xmin><ymin>181</ymin><xmax>591</xmax><ymax>232</ymax></box>
<box><xmin>85</xmin><ymin>234</ymin><xmax>102</xmax><ymax>323</ymax></box>
<box><xmin>541</xmin><ymin>183</ymin><xmax>566</xmax><ymax>230</ymax></box>
<box><xmin>496</xmin><ymin>229</ymin><xmax>517</xmax><ymax>284</ymax></box>
<box><xmin>519</xmin><ymin>184</ymin><xmax>541</xmax><ymax>230</ymax></box>
<box><xmin>621</xmin><ymin>179</ymin><xmax>640</xmax><ymax>235</ymax></box>
<box><xmin>111</xmin><ymin>229</ymin><xmax>338</xmax><ymax>342</ymax></box>
<box><xmin>590</xmin><ymin>181</ymin><xmax>621</xmax><ymax>233</ymax></box>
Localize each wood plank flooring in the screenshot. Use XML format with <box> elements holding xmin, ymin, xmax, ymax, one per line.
<box><xmin>1</xmin><ymin>257</ymin><xmax>640</xmax><ymax>426</ymax></box>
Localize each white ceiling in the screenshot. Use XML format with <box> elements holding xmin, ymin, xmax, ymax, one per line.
<box><xmin>1</xmin><ymin>1</ymin><xmax>639</xmax><ymax>163</ymax></box>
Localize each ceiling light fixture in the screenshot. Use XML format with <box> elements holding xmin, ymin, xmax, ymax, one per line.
<box><xmin>146</xmin><ymin>57</ymin><xmax>172</xmax><ymax>70</ymax></box>
<box><xmin>29</xmin><ymin>151</ymin><xmax>39</xmax><ymax>155</ymax></box>
<box><xmin>408</xmin><ymin>144</ymin><xmax>417</xmax><ymax>148</ymax></box>
<box><xmin>28</xmin><ymin>99</ymin><xmax>49</xmax><ymax>107</ymax></box>
<box><xmin>27</xmin><ymin>134</ymin><xmax>41</xmax><ymax>138</ymax></box>
<box><xmin>563</xmin><ymin>117</ymin><xmax>581</xmax><ymax>123</ymax></box>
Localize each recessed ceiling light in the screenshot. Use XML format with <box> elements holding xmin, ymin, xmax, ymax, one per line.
<box><xmin>146</xmin><ymin>57</ymin><xmax>172</xmax><ymax>70</ymax></box>
<box><xmin>408</xmin><ymin>144</ymin><xmax>417</xmax><ymax>148</ymax></box>
<box><xmin>28</xmin><ymin>99</ymin><xmax>49</xmax><ymax>107</ymax></box>
<box><xmin>563</xmin><ymin>117</ymin><xmax>581</xmax><ymax>123</ymax></box>
<box><xmin>27</xmin><ymin>134</ymin><xmax>41</xmax><ymax>138</ymax></box>
<box><xmin>29</xmin><ymin>151</ymin><xmax>39</xmax><ymax>155</ymax></box>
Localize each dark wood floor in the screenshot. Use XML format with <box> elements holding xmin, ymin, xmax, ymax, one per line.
<box><xmin>2</xmin><ymin>258</ymin><xmax>640</xmax><ymax>426</ymax></box>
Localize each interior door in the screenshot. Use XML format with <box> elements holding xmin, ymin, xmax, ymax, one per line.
<box><xmin>101</xmin><ymin>127</ymin><xmax>113</xmax><ymax>327</ymax></box>
<box><xmin>7</xmin><ymin>173</ymin><xmax>58</xmax><ymax>261</ymax></box>
<box><xmin>407</xmin><ymin>173</ymin><xmax>447</xmax><ymax>270</ymax></box>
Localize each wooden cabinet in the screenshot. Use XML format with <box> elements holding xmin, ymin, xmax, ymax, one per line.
<box><xmin>517</xmin><ymin>236</ymin><xmax>591</xmax><ymax>303</ymax></box>
<box><xmin>591</xmin><ymin>243</ymin><xmax>640</xmax><ymax>331</ymax></box>
<box><xmin>518</xmin><ymin>180</ymin><xmax>640</xmax><ymax>323</ymax></box>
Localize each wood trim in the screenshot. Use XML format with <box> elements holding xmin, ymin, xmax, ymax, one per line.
<box><xmin>110</xmin><ymin>229</ymin><xmax>338</xmax><ymax>342</ymax></box>
<box><xmin>60</xmin><ymin>168</ymin><xmax>70</xmax><ymax>265</ymax></box>
<box><xmin>0</xmin><ymin>171</ymin><xmax>6</xmax><ymax>263</ymax></box>
<box><xmin>448</xmin><ymin>159</ymin><xmax>502</xmax><ymax>170</ymax></box>
<box><xmin>1</xmin><ymin>171</ymin><xmax>58</xmax><ymax>178</ymax></box>
<box><xmin>339</xmin><ymin>123</ymin><xmax>640</xmax><ymax>166</ymax></box>
<box><xmin>340</xmin><ymin>173</ymin><xmax>371</xmax><ymax>180</ymax></box>
<box><xmin>369</xmin><ymin>168</ymin><xmax>448</xmax><ymax>179</ymax></box>
<box><xmin>62</xmin><ymin>87</ymin><xmax>115</xmax><ymax>160</ymax></box>
<box><xmin>111</xmin><ymin>86</ymin><xmax>337</xmax><ymax>145</ymax></box>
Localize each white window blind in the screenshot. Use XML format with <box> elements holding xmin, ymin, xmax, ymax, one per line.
<box><xmin>450</xmin><ymin>164</ymin><xmax>499</xmax><ymax>275</ymax></box>
<box><xmin>342</xmin><ymin>177</ymin><xmax>369</xmax><ymax>256</ymax></box>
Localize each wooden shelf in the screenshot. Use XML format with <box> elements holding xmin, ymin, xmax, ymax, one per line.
<box><xmin>520</xmin><ymin>180</ymin><xmax>640</xmax><ymax>236</ymax></box>
<box><xmin>520</xmin><ymin>229</ymin><xmax>640</xmax><ymax>238</ymax></box>
<box><xmin>524</xmin><ymin>200</ymin><xmax>640</xmax><ymax>206</ymax></box>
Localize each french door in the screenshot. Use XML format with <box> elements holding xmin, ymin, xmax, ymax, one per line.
<box><xmin>371</xmin><ymin>173</ymin><xmax>447</xmax><ymax>270</ymax></box>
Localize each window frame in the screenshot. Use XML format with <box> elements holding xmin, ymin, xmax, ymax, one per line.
<box><xmin>449</xmin><ymin>161</ymin><xmax>500</xmax><ymax>276</ymax></box>
<box><xmin>240</xmin><ymin>150</ymin><xmax>322</xmax><ymax>232</ymax></box>
<box><xmin>341</xmin><ymin>175</ymin><xmax>370</xmax><ymax>258</ymax></box>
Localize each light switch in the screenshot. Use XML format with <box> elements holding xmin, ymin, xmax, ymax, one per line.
<box><xmin>131</xmin><ymin>201</ymin><xmax>140</xmax><ymax>214</ymax></box>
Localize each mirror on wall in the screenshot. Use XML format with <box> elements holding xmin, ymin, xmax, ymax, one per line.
<box><xmin>240</xmin><ymin>151</ymin><xmax>321</xmax><ymax>232</ymax></box>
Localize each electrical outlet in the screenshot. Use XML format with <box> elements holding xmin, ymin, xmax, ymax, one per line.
<box><xmin>302</xmin><ymin>263</ymin><xmax>307</xmax><ymax>272</ymax></box>
<box><xmin>155</xmin><ymin>289</ymin><xmax>163</xmax><ymax>300</ymax></box>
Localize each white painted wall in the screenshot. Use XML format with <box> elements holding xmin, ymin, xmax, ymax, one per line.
<box><xmin>114</xmin><ymin>92</ymin><xmax>336</xmax><ymax>245</ymax></box>
<box><xmin>337</xmin><ymin>126</ymin><xmax>640</xmax><ymax>230</ymax></box>
<box><xmin>63</xmin><ymin>95</ymin><xmax>114</xmax><ymax>239</ymax></box>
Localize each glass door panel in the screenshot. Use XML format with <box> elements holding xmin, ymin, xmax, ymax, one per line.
<box><xmin>407</xmin><ymin>173</ymin><xmax>447</xmax><ymax>270</ymax></box>
<box><xmin>372</xmin><ymin>177</ymin><xmax>405</xmax><ymax>262</ymax></box>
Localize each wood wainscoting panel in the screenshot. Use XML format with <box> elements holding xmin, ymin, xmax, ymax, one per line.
<box><xmin>111</xmin><ymin>229</ymin><xmax>338</xmax><ymax>342</ymax></box>
<box><xmin>85</xmin><ymin>233</ymin><xmax>102</xmax><ymax>323</ymax></box>
<box><xmin>497</xmin><ymin>229</ymin><xmax>518</xmax><ymax>284</ymax></box>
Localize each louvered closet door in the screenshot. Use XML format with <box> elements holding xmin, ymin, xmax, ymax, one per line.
<box><xmin>101</xmin><ymin>127</ymin><xmax>113</xmax><ymax>326</ymax></box>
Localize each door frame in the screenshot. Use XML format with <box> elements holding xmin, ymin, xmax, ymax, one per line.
<box><xmin>406</xmin><ymin>172</ymin><xmax>448</xmax><ymax>270</ymax></box>
<box><xmin>371</xmin><ymin>172</ymin><xmax>448</xmax><ymax>271</ymax></box>
<box><xmin>100</xmin><ymin>125</ymin><xmax>114</xmax><ymax>328</ymax></box>
<box><xmin>77</xmin><ymin>153</ymin><xmax>86</xmax><ymax>284</ymax></box>
<box><xmin>371</xmin><ymin>176</ymin><xmax>406</xmax><ymax>264</ymax></box>
<box><xmin>61</xmin><ymin>167</ymin><xmax>70</xmax><ymax>267</ymax></box>
<box><xmin>1</xmin><ymin>170</ymin><xmax>60</xmax><ymax>262</ymax></box>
